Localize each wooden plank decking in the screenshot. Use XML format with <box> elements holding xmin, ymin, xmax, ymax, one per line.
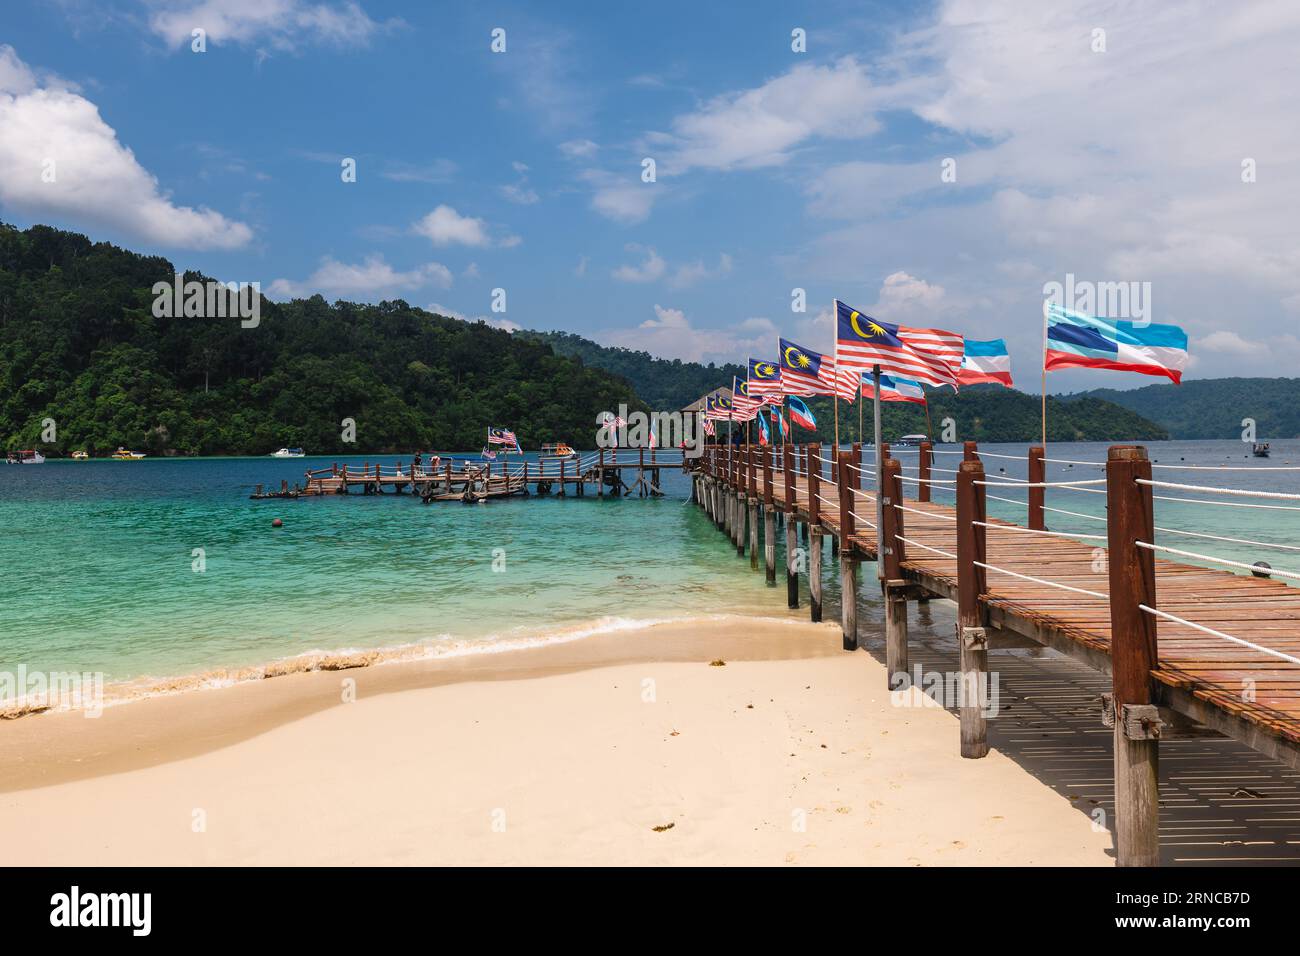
<box><xmin>696</xmin><ymin>441</ymin><xmax>1300</xmax><ymax>864</ymax></box>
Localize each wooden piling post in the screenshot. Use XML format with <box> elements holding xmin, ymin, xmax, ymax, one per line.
<box><xmin>1107</xmin><ymin>444</ymin><xmax>1160</xmax><ymax>867</ymax></box>
<box><xmin>963</xmin><ymin>440</ymin><xmax>979</xmax><ymax>462</ymax></box>
<box><xmin>881</xmin><ymin>457</ymin><xmax>909</xmax><ymax>688</ymax></box>
<box><xmin>1028</xmin><ymin>445</ymin><xmax>1046</xmax><ymax>531</ymax></box>
<box><xmin>748</xmin><ymin>446</ymin><xmax>759</xmax><ymax>570</ymax></box>
<box><xmin>918</xmin><ymin>440</ymin><xmax>932</xmax><ymax>504</ymax></box>
<box><xmin>808</xmin><ymin>443</ymin><xmax>823</xmax><ymax>623</ymax></box>
<box><xmin>735</xmin><ymin>445</ymin><xmax>747</xmax><ymax>556</ymax></box>
<box><xmin>956</xmin><ymin>458</ymin><xmax>989</xmax><ymax>758</ymax></box>
<box><xmin>783</xmin><ymin>443</ymin><xmax>799</xmax><ymax>608</ymax></box>
<box><xmin>837</xmin><ymin>449</ymin><xmax>858</xmax><ymax>650</ymax></box>
<box><xmin>763</xmin><ymin>447</ymin><xmax>776</xmax><ymax>586</ymax></box>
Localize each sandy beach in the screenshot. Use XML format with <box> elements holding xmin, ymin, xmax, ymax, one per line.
<box><xmin>0</xmin><ymin>616</ymin><xmax>1114</xmax><ymax>865</ymax></box>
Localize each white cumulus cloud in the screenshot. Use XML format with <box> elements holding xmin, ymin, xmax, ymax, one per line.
<box><xmin>412</xmin><ymin>205</ymin><xmax>491</xmax><ymax>247</ymax></box>
<box><xmin>268</xmin><ymin>254</ymin><xmax>452</xmax><ymax>300</ymax></box>
<box><xmin>0</xmin><ymin>45</ymin><xmax>252</xmax><ymax>250</ymax></box>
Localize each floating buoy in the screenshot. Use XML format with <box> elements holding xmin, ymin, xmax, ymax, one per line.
<box><xmin>272</xmin><ymin>518</ymin><xmax>283</xmax><ymax>528</ymax></box>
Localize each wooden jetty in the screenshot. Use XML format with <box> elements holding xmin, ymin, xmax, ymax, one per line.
<box><xmin>694</xmin><ymin>440</ymin><xmax>1300</xmax><ymax>866</ymax></box>
<box><xmin>254</xmin><ymin>449</ymin><xmax>688</xmax><ymax>502</ymax></box>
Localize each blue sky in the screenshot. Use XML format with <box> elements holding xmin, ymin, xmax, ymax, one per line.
<box><xmin>3</xmin><ymin>0</ymin><xmax>1299</xmax><ymax>391</ymax></box>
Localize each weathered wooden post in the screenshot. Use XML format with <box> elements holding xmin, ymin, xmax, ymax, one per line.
<box><xmin>763</xmin><ymin>446</ymin><xmax>776</xmax><ymax>586</ymax></box>
<box><xmin>783</xmin><ymin>443</ymin><xmax>799</xmax><ymax>608</ymax></box>
<box><xmin>1107</xmin><ymin>444</ymin><xmax>1160</xmax><ymax>867</ymax></box>
<box><xmin>807</xmin><ymin>443</ymin><xmax>823</xmax><ymax>623</ymax></box>
<box><xmin>735</xmin><ymin>444</ymin><xmax>747</xmax><ymax>556</ymax></box>
<box><xmin>956</xmin><ymin>458</ymin><xmax>989</xmax><ymax>758</ymax></box>
<box><xmin>1028</xmin><ymin>445</ymin><xmax>1046</xmax><ymax>531</ymax></box>
<box><xmin>918</xmin><ymin>440</ymin><xmax>932</xmax><ymax>504</ymax></box>
<box><xmin>837</xmin><ymin>449</ymin><xmax>858</xmax><ymax>650</ymax></box>
<box><xmin>881</xmin><ymin>457</ymin><xmax>909</xmax><ymax>688</ymax></box>
<box><xmin>748</xmin><ymin>446</ymin><xmax>759</xmax><ymax>570</ymax></box>
<box><xmin>559</xmin><ymin>457</ymin><xmax>567</xmax><ymax>497</ymax></box>
<box><xmin>963</xmin><ymin>440</ymin><xmax>979</xmax><ymax>462</ymax></box>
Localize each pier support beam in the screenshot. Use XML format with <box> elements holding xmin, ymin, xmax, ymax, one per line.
<box><xmin>837</xmin><ymin>450</ymin><xmax>859</xmax><ymax>651</ymax></box>
<box><xmin>1107</xmin><ymin>445</ymin><xmax>1161</xmax><ymax>867</ymax></box>
<box><xmin>748</xmin><ymin>500</ymin><xmax>759</xmax><ymax>570</ymax></box>
<box><xmin>735</xmin><ymin>492</ymin><xmax>746</xmax><ymax>555</ymax></box>
<box><xmin>785</xmin><ymin>517</ymin><xmax>800</xmax><ymax>609</ymax></box>
<box><xmin>956</xmin><ymin>459</ymin><xmax>990</xmax><ymax>759</ymax></box>
<box><xmin>885</xmin><ymin>587</ymin><xmax>909</xmax><ymax>689</ymax></box>
<box><xmin>764</xmin><ymin>507</ymin><xmax>777</xmax><ymax>586</ymax></box>
<box><xmin>840</xmin><ymin>556</ymin><xmax>857</xmax><ymax>651</ymax></box>
<box><xmin>809</xmin><ymin>529</ymin><xmax>823</xmax><ymax>623</ymax></box>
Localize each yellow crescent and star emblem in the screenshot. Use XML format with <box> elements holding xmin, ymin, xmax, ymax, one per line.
<box><xmin>782</xmin><ymin>345</ymin><xmax>801</xmax><ymax>368</ymax></box>
<box><xmin>848</xmin><ymin>310</ymin><xmax>888</xmax><ymax>340</ymax></box>
<box><xmin>755</xmin><ymin>363</ymin><xmax>776</xmax><ymax>378</ymax></box>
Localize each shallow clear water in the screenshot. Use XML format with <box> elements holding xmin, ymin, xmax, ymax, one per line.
<box><xmin>1</xmin><ymin>440</ymin><xmax>1297</xmax><ymax>689</ymax></box>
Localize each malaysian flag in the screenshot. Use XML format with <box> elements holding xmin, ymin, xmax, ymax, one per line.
<box><xmin>702</xmin><ymin>417</ymin><xmax>715</xmax><ymax>437</ymax></box>
<box><xmin>747</xmin><ymin>358</ymin><xmax>782</xmax><ymax>397</ymax></box>
<box><xmin>779</xmin><ymin>338</ymin><xmax>839</xmax><ymax>397</ymax></box>
<box><xmin>835</xmin><ymin>300</ymin><xmax>963</xmax><ymax>388</ymax></box>
<box><xmin>487</xmin><ymin>426</ymin><xmax>519</xmax><ymax>448</ymax></box>
<box><xmin>731</xmin><ymin>377</ymin><xmax>762</xmax><ymax>421</ymax></box>
<box><xmin>703</xmin><ymin>393</ymin><xmax>733</xmax><ymax>421</ymax></box>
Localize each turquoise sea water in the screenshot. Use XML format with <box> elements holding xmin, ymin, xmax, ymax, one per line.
<box><xmin>1</xmin><ymin>440</ymin><xmax>1297</xmax><ymax>693</ymax></box>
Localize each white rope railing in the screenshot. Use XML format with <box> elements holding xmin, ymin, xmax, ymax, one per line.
<box><xmin>1135</xmin><ymin>541</ymin><xmax>1300</xmax><ymax>582</ymax></box>
<box><xmin>973</xmin><ymin>561</ymin><xmax>1107</xmax><ymax>599</ymax></box>
<box><xmin>1152</xmin><ymin>525</ymin><xmax>1300</xmax><ymax>554</ymax></box>
<box><xmin>894</xmin><ymin>503</ymin><xmax>956</xmax><ymax>521</ymax></box>
<box><xmin>896</xmin><ymin>535</ymin><xmax>957</xmax><ymax>559</ymax></box>
<box><xmin>972</xmin><ymin>521</ymin><xmax>1107</xmax><ymax>542</ymax></box>
<box><xmin>1043</xmin><ymin>504</ymin><xmax>1108</xmax><ymax>522</ymax></box>
<box><xmin>1151</xmin><ymin>463</ymin><xmax>1300</xmax><ymax>471</ymax></box>
<box><xmin>975</xmin><ymin>478</ymin><xmax>1108</xmax><ymax>489</ymax></box>
<box><xmin>1139</xmin><ymin>605</ymin><xmax>1300</xmax><ymax>667</ymax></box>
<box><xmin>1136</xmin><ymin>478</ymin><xmax>1300</xmax><ymax>501</ymax></box>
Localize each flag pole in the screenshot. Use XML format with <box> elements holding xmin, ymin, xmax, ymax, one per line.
<box><xmin>924</xmin><ymin>394</ymin><xmax>933</xmax><ymax>442</ymax></box>
<box><xmin>834</xmin><ymin>395</ymin><xmax>840</xmax><ymax>452</ymax></box>
<box><xmin>1041</xmin><ymin>299</ymin><xmax>1049</xmax><ymax>450</ymax></box>
<box><xmin>873</xmin><ymin>363</ymin><xmax>885</xmax><ymax>581</ymax></box>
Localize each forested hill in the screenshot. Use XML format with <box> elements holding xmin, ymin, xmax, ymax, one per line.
<box><xmin>1070</xmin><ymin>378</ymin><xmax>1300</xmax><ymax>439</ymax></box>
<box><xmin>0</xmin><ymin>222</ymin><xmax>644</xmax><ymax>456</ymax></box>
<box><xmin>525</xmin><ymin>329</ymin><xmax>1168</xmax><ymax>443</ymax></box>
<box><xmin>521</xmin><ymin>330</ymin><xmax>745</xmax><ymax>409</ymax></box>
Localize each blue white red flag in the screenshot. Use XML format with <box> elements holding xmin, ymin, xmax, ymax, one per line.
<box><xmin>861</xmin><ymin>374</ymin><xmax>927</xmax><ymax>404</ymax></box>
<box><xmin>747</xmin><ymin>358</ymin><xmax>783</xmax><ymax>397</ymax></box>
<box><xmin>1044</xmin><ymin>302</ymin><xmax>1187</xmax><ymax>384</ymax></box>
<box><xmin>786</xmin><ymin>396</ymin><xmax>817</xmax><ymax>430</ymax></box>
<box><xmin>958</xmin><ymin>339</ymin><xmax>1014</xmax><ymax>387</ymax></box>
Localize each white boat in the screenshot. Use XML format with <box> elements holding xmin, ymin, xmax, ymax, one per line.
<box><xmin>271</xmin><ymin>447</ymin><xmax>306</xmax><ymax>458</ymax></box>
<box><xmin>893</xmin><ymin>434</ymin><xmax>928</xmax><ymax>447</ymax></box>
<box><xmin>5</xmin><ymin>449</ymin><xmax>44</xmax><ymax>464</ymax></box>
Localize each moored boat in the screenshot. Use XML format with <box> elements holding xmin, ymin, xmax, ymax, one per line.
<box><xmin>271</xmin><ymin>447</ymin><xmax>306</xmax><ymax>458</ymax></box>
<box><xmin>893</xmin><ymin>434</ymin><xmax>928</xmax><ymax>447</ymax></box>
<box><xmin>111</xmin><ymin>447</ymin><xmax>146</xmax><ymax>460</ymax></box>
<box><xmin>539</xmin><ymin>442</ymin><xmax>578</xmax><ymax>461</ymax></box>
<box><xmin>72</xmin><ymin>450</ymin><xmax>89</xmax><ymax>460</ymax></box>
<box><xmin>1253</xmin><ymin>442</ymin><xmax>1271</xmax><ymax>458</ymax></box>
<box><xmin>5</xmin><ymin>449</ymin><xmax>44</xmax><ymax>464</ymax></box>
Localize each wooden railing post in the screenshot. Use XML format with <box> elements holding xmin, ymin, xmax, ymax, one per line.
<box><xmin>956</xmin><ymin>458</ymin><xmax>989</xmax><ymax>758</ymax></box>
<box><xmin>1107</xmin><ymin>444</ymin><xmax>1160</xmax><ymax>867</ymax></box>
<box><xmin>734</xmin><ymin>444</ymin><xmax>747</xmax><ymax>556</ymax></box>
<box><xmin>748</xmin><ymin>446</ymin><xmax>759</xmax><ymax>570</ymax></box>
<box><xmin>963</xmin><ymin>440</ymin><xmax>979</xmax><ymax>462</ymax></box>
<box><xmin>918</xmin><ymin>440</ymin><xmax>932</xmax><ymax>503</ymax></box>
<box><xmin>807</xmin><ymin>443</ymin><xmax>823</xmax><ymax>622</ymax></box>
<box><xmin>837</xmin><ymin>449</ymin><xmax>858</xmax><ymax>650</ymax></box>
<box><xmin>1028</xmin><ymin>445</ymin><xmax>1046</xmax><ymax>531</ymax></box>
<box><xmin>882</xmin><ymin>457</ymin><xmax>909</xmax><ymax>688</ymax></box>
<box><xmin>783</xmin><ymin>443</ymin><xmax>799</xmax><ymax>608</ymax></box>
<box><xmin>763</xmin><ymin>447</ymin><xmax>776</xmax><ymax>586</ymax></box>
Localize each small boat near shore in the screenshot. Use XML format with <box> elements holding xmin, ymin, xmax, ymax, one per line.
<box><xmin>111</xmin><ymin>448</ymin><xmax>146</xmax><ymax>460</ymax></box>
<box><xmin>893</xmin><ymin>434</ymin><xmax>927</xmax><ymax>447</ymax></box>
<box><xmin>72</xmin><ymin>450</ymin><xmax>89</xmax><ymax>460</ymax></box>
<box><xmin>1253</xmin><ymin>442</ymin><xmax>1271</xmax><ymax>458</ymax></box>
<box><xmin>5</xmin><ymin>449</ymin><xmax>44</xmax><ymax>464</ymax></box>
<box><xmin>271</xmin><ymin>447</ymin><xmax>306</xmax><ymax>458</ymax></box>
<box><xmin>539</xmin><ymin>442</ymin><xmax>578</xmax><ymax>461</ymax></box>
